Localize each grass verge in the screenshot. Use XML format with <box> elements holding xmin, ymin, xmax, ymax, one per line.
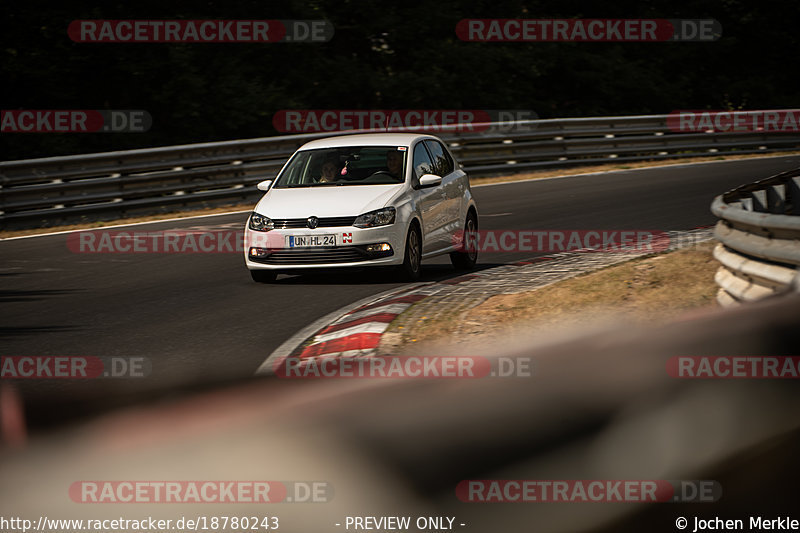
<box><xmin>383</xmin><ymin>241</ymin><xmax>719</xmax><ymax>350</ymax></box>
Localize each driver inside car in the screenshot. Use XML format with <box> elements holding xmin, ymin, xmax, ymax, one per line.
<box><xmin>317</xmin><ymin>158</ymin><xmax>340</xmax><ymax>183</ymax></box>
<box><xmin>384</xmin><ymin>149</ymin><xmax>403</xmax><ymax>179</ymax></box>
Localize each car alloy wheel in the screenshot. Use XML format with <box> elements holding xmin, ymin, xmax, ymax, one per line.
<box><xmin>450</xmin><ymin>212</ymin><xmax>478</xmax><ymax>270</ymax></box>
<box><xmin>400</xmin><ymin>224</ymin><xmax>422</xmax><ymax>281</ymax></box>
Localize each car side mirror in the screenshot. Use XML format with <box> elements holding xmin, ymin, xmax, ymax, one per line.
<box><xmin>256</xmin><ymin>179</ymin><xmax>273</xmax><ymax>192</ymax></box>
<box><xmin>419</xmin><ymin>174</ymin><xmax>442</xmax><ymax>188</ymax></box>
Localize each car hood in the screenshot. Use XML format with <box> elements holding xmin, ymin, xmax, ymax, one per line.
<box><xmin>254</xmin><ymin>184</ymin><xmax>405</xmax><ymax>218</ymax></box>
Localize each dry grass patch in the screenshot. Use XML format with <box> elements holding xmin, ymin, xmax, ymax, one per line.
<box><xmin>472</xmin><ymin>242</ymin><xmax>718</xmax><ymax>331</ymax></box>
<box><xmin>383</xmin><ymin>241</ymin><xmax>719</xmax><ymax>351</ymax></box>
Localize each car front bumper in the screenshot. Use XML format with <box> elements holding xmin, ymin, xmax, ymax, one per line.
<box><xmin>243</xmin><ymin>224</ymin><xmax>405</xmax><ymax>270</ymax></box>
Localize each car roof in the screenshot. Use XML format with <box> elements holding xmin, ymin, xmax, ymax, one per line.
<box><xmin>298</xmin><ymin>132</ymin><xmax>439</xmax><ymax>150</ymax></box>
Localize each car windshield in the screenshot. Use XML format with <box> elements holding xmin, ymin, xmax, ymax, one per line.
<box><xmin>274</xmin><ymin>146</ymin><xmax>407</xmax><ymax>188</ymax></box>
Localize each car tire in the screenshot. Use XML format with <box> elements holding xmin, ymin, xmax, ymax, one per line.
<box><xmin>250</xmin><ymin>270</ymin><xmax>277</xmax><ymax>283</ymax></box>
<box><xmin>399</xmin><ymin>223</ymin><xmax>422</xmax><ymax>281</ymax></box>
<box><xmin>450</xmin><ymin>211</ymin><xmax>478</xmax><ymax>271</ymax></box>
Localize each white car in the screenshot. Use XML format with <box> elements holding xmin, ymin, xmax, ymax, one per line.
<box><xmin>244</xmin><ymin>133</ymin><xmax>478</xmax><ymax>282</ymax></box>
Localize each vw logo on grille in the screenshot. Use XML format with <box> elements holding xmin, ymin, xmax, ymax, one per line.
<box><xmin>307</xmin><ymin>216</ymin><xmax>319</xmax><ymax>229</ymax></box>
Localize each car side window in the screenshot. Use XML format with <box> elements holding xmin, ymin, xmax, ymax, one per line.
<box><xmin>412</xmin><ymin>142</ymin><xmax>435</xmax><ymax>185</ymax></box>
<box><xmin>424</xmin><ymin>140</ymin><xmax>454</xmax><ymax>176</ymax></box>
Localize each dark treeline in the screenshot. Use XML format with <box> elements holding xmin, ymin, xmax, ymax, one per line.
<box><xmin>2</xmin><ymin>0</ymin><xmax>798</xmax><ymax>160</ymax></box>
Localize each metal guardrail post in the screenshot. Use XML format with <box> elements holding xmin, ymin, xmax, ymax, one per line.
<box><xmin>2</xmin><ymin>113</ymin><xmax>800</xmax><ymax>229</ymax></box>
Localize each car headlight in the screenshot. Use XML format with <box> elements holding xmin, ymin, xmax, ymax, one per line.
<box><xmin>353</xmin><ymin>207</ymin><xmax>396</xmax><ymax>228</ymax></box>
<box><xmin>248</xmin><ymin>212</ymin><xmax>274</xmax><ymax>232</ymax></box>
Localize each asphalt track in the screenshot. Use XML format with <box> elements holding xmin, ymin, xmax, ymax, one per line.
<box><xmin>2</xmin><ymin>155</ymin><xmax>799</xmax><ymax>426</ymax></box>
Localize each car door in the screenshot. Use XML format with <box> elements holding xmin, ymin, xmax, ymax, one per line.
<box><xmin>411</xmin><ymin>141</ymin><xmax>447</xmax><ymax>254</ymax></box>
<box><xmin>424</xmin><ymin>139</ymin><xmax>463</xmax><ymax>239</ymax></box>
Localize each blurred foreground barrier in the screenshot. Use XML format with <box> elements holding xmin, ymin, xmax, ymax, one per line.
<box><xmin>3</xmin><ymin>113</ymin><xmax>800</xmax><ymax>229</ymax></box>
<box><xmin>711</xmin><ymin>167</ymin><xmax>800</xmax><ymax>305</ymax></box>
<box><xmin>3</xmin><ymin>294</ymin><xmax>800</xmax><ymax>532</ymax></box>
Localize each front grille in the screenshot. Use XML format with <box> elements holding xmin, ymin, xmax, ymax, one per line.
<box><xmin>271</xmin><ymin>217</ymin><xmax>357</xmax><ymax>229</ymax></box>
<box><xmin>255</xmin><ymin>247</ymin><xmax>370</xmax><ymax>265</ymax></box>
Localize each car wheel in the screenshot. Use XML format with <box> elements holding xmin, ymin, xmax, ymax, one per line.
<box><xmin>250</xmin><ymin>270</ymin><xmax>277</xmax><ymax>283</ymax></box>
<box><xmin>450</xmin><ymin>211</ymin><xmax>478</xmax><ymax>271</ymax></box>
<box><xmin>399</xmin><ymin>223</ymin><xmax>422</xmax><ymax>281</ymax></box>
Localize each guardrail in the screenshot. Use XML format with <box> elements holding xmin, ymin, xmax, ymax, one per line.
<box><xmin>711</xmin><ymin>167</ymin><xmax>800</xmax><ymax>306</ymax></box>
<box><xmin>3</xmin><ymin>113</ymin><xmax>800</xmax><ymax>230</ymax></box>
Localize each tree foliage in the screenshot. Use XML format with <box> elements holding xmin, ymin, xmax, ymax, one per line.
<box><xmin>2</xmin><ymin>0</ymin><xmax>798</xmax><ymax>159</ymax></box>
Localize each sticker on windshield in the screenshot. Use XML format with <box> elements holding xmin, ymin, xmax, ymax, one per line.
<box><xmin>397</xmin><ymin>146</ymin><xmax>407</xmax><ymax>151</ymax></box>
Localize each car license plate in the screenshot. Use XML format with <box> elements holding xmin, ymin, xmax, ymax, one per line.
<box><xmin>288</xmin><ymin>235</ymin><xmax>337</xmax><ymax>247</ymax></box>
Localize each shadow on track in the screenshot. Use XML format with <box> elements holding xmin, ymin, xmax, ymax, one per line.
<box><xmin>0</xmin><ymin>325</ymin><xmax>82</xmax><ymax>337</ymax></box>
<box><xmin>257</xmin><ymin>261</ymin><xmax>509</xmax><ymax>286</ymax></box>
<box><xmin>0</xmin><ymin>288</ymin><xmax>83</xmax><ymax>303</ymax></box>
